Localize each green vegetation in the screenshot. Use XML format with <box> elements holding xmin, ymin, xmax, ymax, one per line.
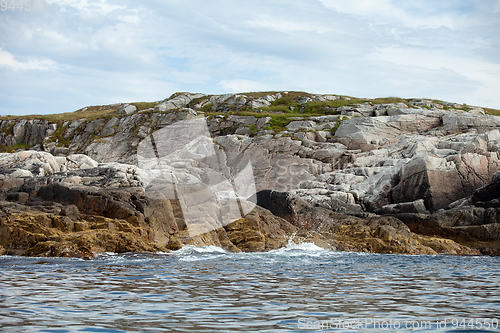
<box><xmin>329</xmin><ymin>116</ymin><xmax>348</xmax><ymax>136</ymax></box>
<box><xmin>0</xmin><ymin>105</ymin><xmax>120</xmax><ymax>122</ymax></box>
<box><xmin>132</xmin><ymin>102</ymin><xmax>157</xmax><ymax>111</ymax></box>
<box><xmin>485</xmin><ymin>108</ymin><xmax>500</xmax><ymax>116</ymax></box>
<box><xmin>0</xmin><ymin>142</ymin><xmax>32</xmax><ymax>153</ymax></box>
<box><xmin>268</xmin><ymin>114</ymin><xmax>303</xmax><ymax>132</ymax></box>
<box><xmin>260</xmin><ymin>105</ymin><xmax>292</xmax><ymax>113</ymax></box>
<box><xmin>45</xmin><ymin>123</ymin><xmax>70</xmax><ymax>147</ymax></box>
<box><xmin>0</xmin><ymin>91</ymin><xmax>497</xmax><ymax>142</ymax></box>
<box><xmin>330</xmin><ymin>123</ymin><xmax>340</xmax><ymax>136</ymax></box>
<box><xmin>200</xmin><ymin>103</ymin><xmax>214</xmax><ymax>112</ymax></box>
<box><xmin>249</xmin><ymin>125</ymin><xmax>258</xmax><ymax>136</ymax></box>
<box><xmin>188</xmin><ymin>96</ymin><xmax>210</xmax><ymax>109</ymax></box>
<box><xmin>256</xmin><ymin>94</ymin><xmax>411</xmax><ymax>115</ymax></box>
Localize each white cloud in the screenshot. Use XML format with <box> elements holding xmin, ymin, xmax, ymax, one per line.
<box><xmin>319</xmin><ymin>0</ymin><xmax>455</xmax><ymax>29</ymax></box>
<box><xmin>371</xmin><ymin>46</ymin><xmax>500</xmax><ymax>106</ymax></box>
<box><xmin>0</xmin><ymin>48</ymin><xmax>57</xmax><ymax>71</ymax></box>
<box><xmin>219</xmin><ymin>79</ymin><xmax>271</xmax><ymax>93</ymax></box>
<box><xmin>248</xmin><ymin>15</ymin><xmax>330</xmax><ymax>34</ymax></box>
<box><xmin>47</xmin><ymin>0</ymin><xmax>125</xmax><ymax>14</ymax></box>
<box><xmin>1</xmin><ymin>0</ymin><xmax>499</xmax><ymax>114</ymax></box>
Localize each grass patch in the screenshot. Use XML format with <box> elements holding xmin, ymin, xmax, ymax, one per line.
<box><xmin>262</xmin><ymin>94</ymin><xmax>405</xmax><ymax>115</ymax></box>
<box><xmin>0</xmin><ymin>142</ymin><xmax>32</xmax><ymax>153</ymax></box>
<box><xmin>188</xmin><ymin>96</ymin><xmax>212</xmax><ymax>109</ymax></box>
<box><xmin>260</xmin><ymin>105</ymin><xmax>295</xmax><ymax>113</ymax></box>
<box><xmin>330</xmin><ymin>123</ymin><xmax>341</xmax><ymax>136</ymax></box>
<box><xmin>371</xmin><ymin>97</ymin><xmax>408</xmax><ymax>105</ymax></box>
<box><xmin>0</xmin><ymin>105</ymin><xmax>120</xmax><ymax>122</ymax></box>
<box><xmin>132</xmin><ymin>102</ymin><xmax>158</xmax><ymax>111</ymax></box>
<box><xmin>249</xmin><ymin>124</ymin><xmax>258</xmax><ymax>136</ymax></box>
<box><xmin>485</xmin><ymin>108</ymin><xmax>500</xmax><ymax>116</ymax></box>
<box><xmin>267</xmin><ymin>114</ymin><xmax>299</xmax><ymax>132</ymax></box>
<box><xmin>200</xmin><ymin>103</ymin><xmax>214</xmax><ymax>112</ymax></box>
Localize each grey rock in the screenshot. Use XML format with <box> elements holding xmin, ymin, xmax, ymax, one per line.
<box><xmin>235</xmin><ymin>127</ymin><xmax>251</xmax><ymax>135</ymax></box>
<box><xmin>286</xmin><ymin>120</ymin><xmax>317</xmax><ymax>131</ymax></box>
<box><xmin>315</xmin><ymin>131</ymin><xmax>329</xmax><ymax>142</ymax></box>
<box><xmin>249</xmin><ymin>98</ymin><xmax>271</xmax><ymax>109</ymax></box>
<box><xmin>256</xmin><ymin>117</ymin><xmax>271</xmax><ymax>129</ymax></box>
<box><xmin>100</xmin><ymin>118</ymin><xmax>120</xmax><ymax>136</ymax></box>
<box><xmin>443</xmin><ymin>114</ymin><xmax>500</xmax><ymax>133</ymax></box>
<box><xmin>118</xmin><ymin>104</ymin><xmax>137</xmax><ymax>115</ymax></box>
<box><xmin>379</xmin><ymin>199</ymin><xmax>429</xmax><ymax>215</ymax></box>
<box><xmin>297</xmin><ymin>97</ymin><xmax>313</xmax><ymax>104</ymax></box>
<box><xmin>85</xmin><ymin>119</ymin><xmax>105</xmax><ymax>134</ymax></box>
<box><xmin>312</xmin><ymin>95</ymin><xmax>339</xmax><ymax>102</ymax></box>
<box><xmin>335</xmin><ymin>114</ymin><xmax>441</xmax><ymax>145</ymax></box>
<box><xmin>12</xmin><ymin>120</ymin><xmax>27</xmax><ymax>144</ymax></box>
<box><xmin>155</xmin><ymin>93</ymin><xmax>205</xmax><ymax>112</ymax></box>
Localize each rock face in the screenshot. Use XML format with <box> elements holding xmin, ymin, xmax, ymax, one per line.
<box><xmin>0</xmin><ymin>156</ymin><xmax>298</xmax><ymax>257</ymax></box>
<box><xmin>253</xmin><ymin>190</ymin><xmax>478</xmax><ymax>255</ymax></box>
<box><xmin>388</xmin><ymin>172</ymin><xmax>500</xmax><ymax>255</ymax></box>
<box><xmin>0</xmin><ymin>91</ymin><xmax>499</xmax><ymax>256</ymax></box>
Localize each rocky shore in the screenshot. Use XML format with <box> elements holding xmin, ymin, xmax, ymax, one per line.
<box><xmin>0</xmin><ymin>92</ymin><xmax>499</xmax><ymax>257</ymax></box>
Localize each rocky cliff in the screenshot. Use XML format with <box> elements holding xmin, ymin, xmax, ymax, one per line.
<box><xmin>1</xmin><ymin>91</ymin><xmax>499</xmax><ymax>257</ymax></box>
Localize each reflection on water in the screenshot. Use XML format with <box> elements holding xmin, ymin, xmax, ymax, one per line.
<box><xmin>0</xmin><ymin>244</ymin><xmax>499</xmax><ymax>332</ymax></box>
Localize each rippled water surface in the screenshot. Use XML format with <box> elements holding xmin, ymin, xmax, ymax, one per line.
<box><xmin>1</xmin><ymin>244</ymin><xmax>499</xmax><ymax>332</ymax></box>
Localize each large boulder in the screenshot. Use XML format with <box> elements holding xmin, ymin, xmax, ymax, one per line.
<box><xmin>391</xmin><ymin>153</ymin><xmax>499</xmax><ymax>212</ymax></box>
<box><xmin>223</xmin><ymin>206</ymin><xmax>297</xmax><ymax>252</ymax></box>
<box><xmin>155</xmin><ymin>93</ymin><xmax>205</xmax><ymax>112</ymax></box>
<box><xmin>118</xmin><ymin>104</ymin><xmax>137</xmax><ymax>115</ymax></box>
<box><xmin>335</xmin><ymin>114</ymin><xmax>441</xmax><ymax>146</ymax></box>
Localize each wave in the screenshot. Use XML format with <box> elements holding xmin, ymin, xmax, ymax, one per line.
<box><xmin>172</xmin><ymin>245</ymin><xmax>227</xmax><ymax>255</ymax></box>
<box><xmin>172</xmin><ymin>245</ymin><xmax>227</xmax><ymax>261</ymax></box>
<box><xmin>266</xmin><ymin>242</ymin><xmax>336</xmax><ymax>257</ymax></box>
<box><xmin>171</xmin><ymin>242</ymin><xmax>337</xmax><ymax>260</ymax></box>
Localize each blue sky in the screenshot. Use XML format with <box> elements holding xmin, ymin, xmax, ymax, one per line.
<box><xmin>1</xmin><ymin>0</ymin><xmax>499</xmax><ymax>115</ymax></box>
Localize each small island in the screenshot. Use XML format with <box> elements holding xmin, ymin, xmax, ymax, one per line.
<box><xmin>1</xmin><ymin>92</ymin><xmax>499</xmax><ymax>258</ymax></box>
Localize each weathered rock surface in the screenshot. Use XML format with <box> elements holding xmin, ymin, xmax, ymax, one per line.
<box><xmin>0</xmin><ymin>151</ymin><xmax>482</xmax><ymax>257</ymax></box>
<box><xmin>253</xmin><ymin>190</ymin><xmax>478</xmax><ymax>255</ymax></box>
<box><xmin>386</xmin><ymin>172</ymin><xmax>500</xmax><ymax>255</ymax></box>
<box><xmin>0</xmin><ymin>152</ymin><xmax>300</xmax><ymax>257</ymax></box>
<box><xmin>1</xmin><ymin>91</ymin><xmax>499</xmax><ymax>256</ymax></box>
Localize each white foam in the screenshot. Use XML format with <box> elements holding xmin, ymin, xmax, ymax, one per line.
<box><xmin>172</xmin><ymin>245</ymin><xmax>227</xmax><ymax>255</ymax></box>
<box><xmin>267</xmin><ymin>242</ymin><xmax>335</xmax><ymax>257</ymax></box>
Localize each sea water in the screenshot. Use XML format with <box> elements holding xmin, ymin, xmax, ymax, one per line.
<box><xmin>0</xmin><ymin>243</ymin><xmax>499</xmax><ymax>332</ymax></box>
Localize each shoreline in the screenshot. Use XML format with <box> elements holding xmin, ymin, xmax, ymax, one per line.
<box><xmin>1</xmin><ymin>92</ymin><xmax>499</xmax><ymax>258</ymax></box>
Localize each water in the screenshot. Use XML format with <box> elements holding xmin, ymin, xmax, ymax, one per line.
<box><xmin>1</xmin><ymin>243</ymin><xmax>499</xmax><ymax>332</ymax></box>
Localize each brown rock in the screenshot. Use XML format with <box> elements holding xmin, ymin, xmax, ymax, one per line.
<box><xmin>6</xmin><ymin>192</ymin><xmax>30</xmax><ymax>204</ymax></box>
<box><xmin>224</xmin><ymin>206</ymin><xmax>297</xmax><ymax>252</ymax></box>
<box><xmin>166</xmin><ymin>236</ymin><xmax>183</xmax><ymax>251</ymax></box>
<box><xmin>60</xmin><ymin>205</ymin><xmax>80</xmax><ymax>221</ymax></box>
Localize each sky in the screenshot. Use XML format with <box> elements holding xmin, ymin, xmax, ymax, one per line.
<box><xmin>0</xmin><ymin>0</ymin><xmax>499</xmax><ymax>115</ymax></box>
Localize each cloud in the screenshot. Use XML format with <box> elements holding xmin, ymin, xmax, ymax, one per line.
<box><xmin>219</xmin><ymin>79</ymin><xmax>272</xmax><ymax>93</ymax></box>
<box><xmin>0</xmin><ymin>48</ymin><xmax>57</xmax><ymax>71</ymax></box>
<box><xmin>0</xmin><ymin>0</ymin><xmax>499</xmax><ymax>115</ymax></box>
<box><xmin>319</xmin><ymin>0</ymin><xmax>455</xmax><ymax>29</ymax></box>
<box><xmin>371</xmin><ymin>46</ymin><xmax>500</xmax><ymax>105</ymax></box>
<box><xmin>248</xmin><ymin>15</ymin><xmax>331</xmax><ymax>34</ymax></box>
